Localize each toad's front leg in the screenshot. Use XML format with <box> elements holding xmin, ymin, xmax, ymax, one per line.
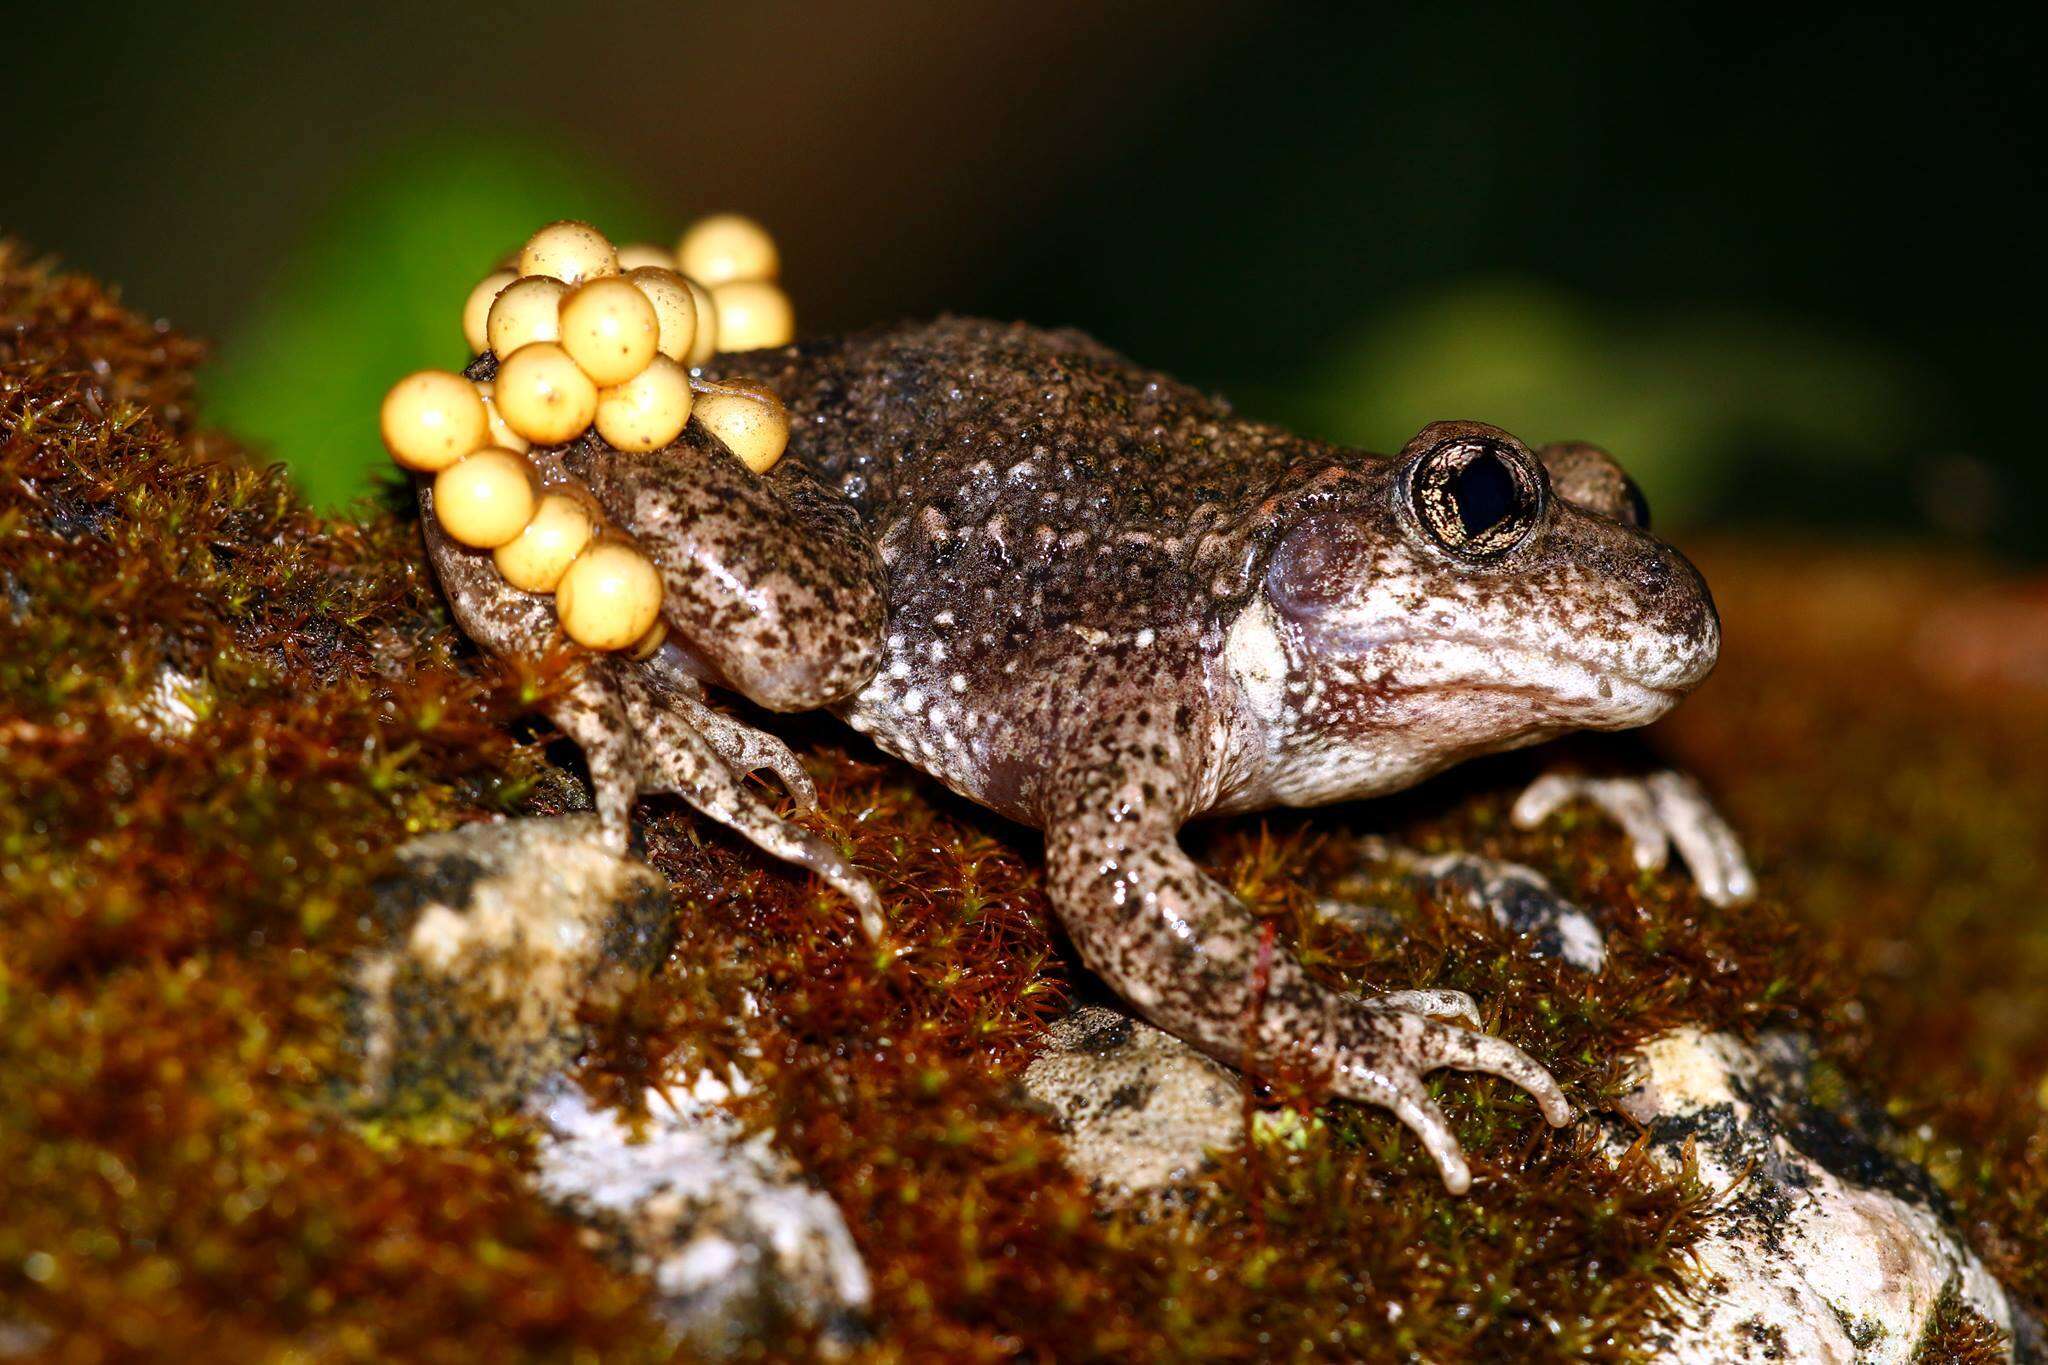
<box><xmin>1513</xmin><ymin>770</ymin><xmax>1755</xmax><ymax>907</ymax></box>
<box><xmin>1042</xmin><ymin>707</ymin><xmax>1571</xmax><ymax>1194</ymax></box>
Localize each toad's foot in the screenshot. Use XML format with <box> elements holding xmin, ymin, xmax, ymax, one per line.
<box><xmin>1330</xmin><ymin>1005</ymin><xmax>1572</xmax><ymax>1192</ymax></box>
<box><xmin>1513</xmin><ymin>770</ymin><xmax>1755</xmax><ymax>907</ymax></box>
<box><xmin>1046</xmin><ymin>710</ymin><xmax>1572</xmax><ymax>1194</ymax></box>
<box><xmin>1353</xmin><ymin>840</ymin><xmax>1607</xmax><ymax>974</ymax></box>
<box><xmin>617</xmin><ymin>667</ymin><xmax>884</xmax><ymax>940</ymax></box>
<box><xmin>531</xmin><ymin>665</ymin><xmax>884</xmax><ymax>940</ymax></box>
<box><xmin>643</xmin><ymin>649</ymin><xmax>818</xmax><ymax>815</ymax></box>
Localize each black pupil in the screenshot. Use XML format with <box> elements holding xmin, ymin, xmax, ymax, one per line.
<box><xmin>1452</xmin><ymin>451</ymin><xmax>1518</xmax><ymax>536</ymax></box>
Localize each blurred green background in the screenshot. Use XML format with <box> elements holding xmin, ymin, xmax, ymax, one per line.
<box><xmin>4</xmin><ymin>2</ymin><xmax>2041</xmax><ymax>555</ymax></box>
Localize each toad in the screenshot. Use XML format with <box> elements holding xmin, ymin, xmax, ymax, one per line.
<box><xmin>424</xmin><ymin>318</ymin><xmax>1751</xmax><ymax>1190</ymax></box>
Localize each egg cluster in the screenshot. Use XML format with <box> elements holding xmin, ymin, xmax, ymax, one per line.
<box><xmin>381</xmin><ymin>216</ymin><xmax>796</xmax><ymax>654</ymax></box>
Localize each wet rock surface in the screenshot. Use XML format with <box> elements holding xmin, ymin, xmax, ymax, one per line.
<box><xmin>349</xmin><ymin>815</ymin><xmax>674</xmax><ymax>1108</ymax></box>
<box><xmin>1617</xmin><ymin>1027</ymin><xmax>2025</xmax><ymax>1363</ymax></box>
<box><xmin>531</xmin><ymin>1077</ymin><xmax>872</xmax><ymax>1358</ymax></box>
<box><xmin>1021</xmin><ymin>1004</ymin><xmax>1246</xmax><ymax>1194</ymax></box>
<box><xmin>349</xmin><ymin>816</ymin><xmax>872</xmax><ymax>1354</ymax></box>
<box><xmin>1027</xmin><ymin>1004</ymin><xmax>2037</xmax><ymax>1361</ymax></box>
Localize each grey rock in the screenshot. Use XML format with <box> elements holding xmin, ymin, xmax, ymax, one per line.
<box><xmin>531</xmin><ymin>1075</ymin><xmax>871</xmax><ymax>1357</ymax></box>
<box><xmin>1617</xmin><ymin>1027</ymin><xmax>2021</xmax><ymax>1363</ymax></box>
<box><xmin>349</xmin><ymin>815</ymin><xmax>673</xmax><ymax>1108</ymax></box>
<box><xmin>1021</xmin><ymin>1004</ymin><xmax>1244</xmax><ymax>1193</ymax></box>
<box><xmin>348</xmin><ymin>816</ymin><xmax>873</xmax><ymax>1355</ymax></box>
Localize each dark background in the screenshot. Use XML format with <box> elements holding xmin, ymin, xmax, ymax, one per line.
<box><xmin>5</xmin><ymin>2</ymin><xmax>2042</xmax><ymax>556</ymax></box>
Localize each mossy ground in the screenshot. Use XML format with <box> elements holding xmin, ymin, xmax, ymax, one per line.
<box><xmin>1</xmin><ymin>247</ymin><xmax>2040</xmax><ymax>1361</ymax></box>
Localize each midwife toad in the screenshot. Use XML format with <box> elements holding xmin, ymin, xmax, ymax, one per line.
<box><xmin>425</xmin><ymin>318</ymin><xmax>1743</xmax><ymax>1191</ymax></box>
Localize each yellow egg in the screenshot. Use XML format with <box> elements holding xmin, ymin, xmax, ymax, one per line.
<box><xmin>615</xmin><ymin>242</ymin><xmax>676</xmax><ymax>272</ymax></box>
<box><xmin>626</xmin><ymin>267</ymin><xmax>699</xmax><ymax>363</ymax></box>
<box><xmin>433</xmin><ymin>448</ymin><xmax>537</xmax><ymax>548</ymax></box>
<box><xmin>559</xmin><ymin>277</ymin><xmax>660</xmax><ymax>387</ymax></box>
<box><xmin>682</xmin><ymin>275</ymin><xmax>719</xmax><ymax>366</ymax></box>
<box><xmin>708</xmin><ymin>280</ymin><xmax>793</xmax><ymax>351</ymax></box>
<box><xmin>691</xmin><ymin>380</ymin><xmax>789</xmax><ymax>474</ymax></box>
<box><xmin>463</xmin><ymin>270</ymin><xmax>517</xmax><ymax>355</ymax></box>
<box><xmin>492</xmin><ymin>491</ymin><xmax>594</xmax><ymax>592</ymax></box>
<box><xmin>493</xmin><ymin>342</ymin><xmax>599</xmax><ymax>446</ymax></box>
<box><xmin>676</xmin><ymin>213</ymin><xmax>779</xmax><ymax>286</ymax></box>
<box><xmin>518</xmin><ymin>219</ymin><xmax>619</xmax><ymax>285</ymax></box>
<box><xmin>486</xmin><ymin>276</ymin><xmax>567</xmax><ymax>358</ymax></box>
<box><xmin>595</xmin><ymin>356</ymin><xmax>692</xmax><ymax>452</ymax></box>
<box><xmin>472</xmin><ymin>380</ymin><xmax>531</xmax><ymax>454</ymax></box>
<box><xmin>381</xmin><ymin>370</ymin><xmax>490</xmax><ymax>472</ymax></box>
<box><xmin>628</xmin><ymin>617</ymin><xmax>669</xmax><ymax>660</ymax></box>
<box><xmin>556</xmin><ymin>541</ymin><xmax>664</xmax><ymax>650</ymax></box>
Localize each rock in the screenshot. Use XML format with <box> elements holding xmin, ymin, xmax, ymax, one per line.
<box><xmin>1021</xmin><ymin>1004</ymin><xmax>1244</xmax><ymax>1193</ymax></box>
<box><xmin>348</xmin><ymin>816</ymin><xmax>873</xmax><ymax>1354</ymax></box>
<box><xmin>531</xmin><ymin>1075</ymin><xmax>871</xmax><ymax>1357</ymax></box>
<box><xmin>349</xmin><ymin>815</ymin><xmax>674</xmax><ymax>1108</ymax></box>
<box><xmin>1616</xmin><ymin>1027</ymin><xmax>2023</xmax><ymax>1363</ymax></box>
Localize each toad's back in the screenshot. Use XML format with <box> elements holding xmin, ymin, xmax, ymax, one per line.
<box><xmin>727</xmin><ymin>317</ymin><xmax>1307</xmax><ymax>522</ymax></box>
<box><xmin>718</xmin><ymin>318</ymin><xmax>1339</xmax><ymax>810</ymax></box>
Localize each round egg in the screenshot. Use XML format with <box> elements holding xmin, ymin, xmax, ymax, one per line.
<box><xmin>559</xmin><ymin>277</ymin><xmax>660</xmax><ymax>386</ymax></box>
<box><xmin>487</xmin><ymin>276</ymin><xmax>568</xmax><ymax>358</ymax></box>
<box><xmin>595</xmin><ymin>356</ymin><xmax>692</xmax><ymax>452</ymax></box>
<box><xmin>493</xmin><ymin>490</ymin><xmax>595</xmax><ymax>592</ymax></box>
<box><xmin>681</xmin><ymin>275</ymin><xmax>720</xmax><ymax>365</ymax></box>
<box><xmin>556</xmin><ymin>541</ymin><xmax>664</xmax><ymax>650</ymax></box>
<box><xmin>518</xmin><ymin>219</ymin><xmax>619</xmax><ymax>285</ymax></box>
<box><xmin>676</xmin><ymin>213</ymin><xmax>779</xmax><ymax>285</ymax></box>
<box><xmin>626</xmin><ymin>266</ymin><xmax>699</xmax><ymax>363</ymax></box>
<box><xmin>463</xmin><ymin>270</ymin><xmax>517</xmax><ymax>355</ymax></box>
<box><xmin>433</xmin><ymin>448</ymin><xmax>537</xmax><ymax>548</ymax></box>
<box><xmin>494</xmin><ymin>342</ymin><xmax>599</xmax><ymax>446</ymax></box>
<box><xmin>615</xmin><ymin>242</ymin><xmax>676</xmax><ymax>272</ymax></box>
<box><xmin>381</xmin><ymin>369</ymin><xmax>489</xmax><ymax>472</ymax></box>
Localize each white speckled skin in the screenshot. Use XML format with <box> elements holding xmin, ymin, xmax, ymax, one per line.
<box><xmin>426</xmin><ymin>318</ymin><xmax>1723</xmax><ymax>1191</ymax></box>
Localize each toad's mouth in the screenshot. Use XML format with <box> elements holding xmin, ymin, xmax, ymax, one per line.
<box><xmin>1337</xmin><ymin>631</ymin><xmax>1693</xmax><ymax>722</ymax></box>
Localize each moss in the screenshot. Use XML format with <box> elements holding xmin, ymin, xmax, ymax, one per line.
<box><xmin>1658</xmin><ymin>546</ymin><xmax>2048</xmax><ymax>1314</ymax></box>
<box><xmin>2</xmin><ymin>243</ymin><xmax>2040</xmax><ymax>1359</ymax></box>
<box><xmin>1911</xmin><ymin>1279</ymin><xmax>2011</xmax><ymax>1364</ymax></box>
<box><xmin>0</xmin><ymin>243</ymin><xmax>665</xmax><ymax>1359</ymax></box>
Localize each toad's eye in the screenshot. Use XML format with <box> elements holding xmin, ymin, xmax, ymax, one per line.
<box><xmin>1408</xmin><ymin>437</ymin><xmax>1545</xmax><ymax>559</ymax></box>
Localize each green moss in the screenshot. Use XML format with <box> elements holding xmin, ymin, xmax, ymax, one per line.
<box><xmin>1911</xmin><ymin>1279</ymin><xmax>2011</xmax><ymax>1364</ymax></box>
<box><xmin>2</xmin><ymin>244</ymin><xmax>2040</xmax><ymax>1359</ymax></box>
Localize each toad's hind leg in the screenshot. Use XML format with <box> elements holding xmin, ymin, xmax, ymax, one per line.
<box><xmin>1043</xmin><ymin>709</ymin><xmax>1571</xmax><ymax>1193</ymax></box>
<box><xmin>417</xmin><ymin>456</ymin><xmax>886</xmax><ymax>935</ymax></box>
<box><xmin>565</xmin><ymin>436</ymin><xmax>888</xmax><ymax>713</ymax></box>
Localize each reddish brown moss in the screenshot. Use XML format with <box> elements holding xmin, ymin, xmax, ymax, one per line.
<box><xmin>1660</xmin><ymin>545</ymin><xmax>2048</xmax><ymax>1313</ymax></box>
<box><xmin>0</xmin><ymin>244</ymin><xmax>666</xmax><ymax>1360</ymax></box>
<box><xmin>3</xmin><ymin>243</ymin><xmax>2039</xmax><ymax>1360</ymax></box>
<box><xmin>1912</xmin><ymin>1280</ymin><xmax>2013</xmax><ymax>1364</ymax></box>
<box><xmin>579</xmin><ymin>749</ymin><xmax>1725</xmax><ymax>1360</ymax></box>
